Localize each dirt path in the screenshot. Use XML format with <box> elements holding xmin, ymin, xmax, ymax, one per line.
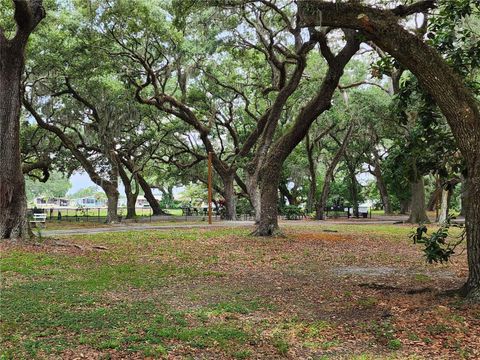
<box><xmin>41</xmin><ymin>217</ymin><xmax>417</xmax><ymax>237</ymax></box>
<box><xmin>42</xmin><ymin>221</ymin><xmax>255</xmax><ymax>236</ymax></box>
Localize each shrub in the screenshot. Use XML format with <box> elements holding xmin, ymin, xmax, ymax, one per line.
<box><xmin>283</xmin><ymin>205</ymin><xmax>303</xmax><ymax>220</ymax></box>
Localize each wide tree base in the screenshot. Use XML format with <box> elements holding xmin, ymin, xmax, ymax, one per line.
<box><xmin>406</xmin><ymin>215</ymin><xmax>431</xmax><ymax>224</ymax></box>
<box><xmin>459</xmin><ymin>283</ymin><xmax>480</xmax><ymax>303</ymax></box>
<box><xmin>0</xmin><ymin>220</ymin><xmax>32</xmax><ymax>241</ymax></box>
<box><xmin>250</xmin><ymin>224</ymin><xmax>284</xmax><ymax>237</ymax></box>
<box><xmin>105</xmin><ymin>220</ymin><xmax>120</xmax><ymax>225</ymax></box>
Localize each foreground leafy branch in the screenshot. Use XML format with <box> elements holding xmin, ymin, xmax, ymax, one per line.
<box><xmin>411</xmin><ymin>218</ymin><xmax>466</xmax><ymax>264</ymax></box>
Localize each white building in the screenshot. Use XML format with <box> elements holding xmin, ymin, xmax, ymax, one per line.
<box><xmin>73</xmin><ymin>197</ymin><xmax>106</xmax><ymax>207</ymax></box>
<box><xmin>33</xmin><ymin>197</ymin><xmax>70</xmax><ymax>208</ymax></box>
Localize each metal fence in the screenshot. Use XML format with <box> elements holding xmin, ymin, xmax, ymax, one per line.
<box><xmin>28</xmin><ymin>207</ymin><xmax>257</xmax><ymax>223</ymax></box>
<box><xmin>28</xmin><ymin>207</ymin><xmax>370</xmax><ymax>223</ymax></box>
<box><xmin>28</xmin><ymin>207</ymin><xmax>153</xmax><ymax>223</ymax></box>
<box><xmin>324</xmin><ymin>206</ymin><xmax>372</xmax><ymax>219</ymax></box>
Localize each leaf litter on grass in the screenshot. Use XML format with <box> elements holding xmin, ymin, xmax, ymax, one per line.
<box><xmin>1</xmin><ymin>223</ymin><xmax>479</xmax><ymax>359</ymax></box>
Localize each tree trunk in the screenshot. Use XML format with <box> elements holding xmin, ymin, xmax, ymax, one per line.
<box><xmin>246</xmin><ymin>172</ymin><xmax>261</xmax><ymax>223</ymax></box>
<box><xmin>349</xmin><ymin>168</ymin><xmax>359</xmax><ymax>218</ymax></box>
<box><xmin>460</xmin><ymin>176</ymin><xmax>467</xmax><ymax>217</ymax></box>
<box><xmin>307</xmin><ymin>184</ymin><xmax>316</xmax><ymax>214</ymax></box>
<box><xmin>427</xmin><ymin>186</ymin><xmax>442</xmax><ymax>212</ymax></box>
<box><xmin>104</xmin><ymin>151</ymin><xmax>120</xmax><ymax>224</ymax></box>
<box><xmin>136</xmin><ymin>173</ymin><xmax>165</xmax><ymax>216</ymax></box>
<box><xmin>400</xmin><ymin>199</ymin><xmax>410</xmax><ymax>215</ymax></box>
<box><xmin>222</xmin><ymin>172</ymin><xmax>236</xmax><ymax>220</ymax></box>
<box><xmin>118</xmin><ymin>162</ymin><xmax>139</xmax><ymax>220</ymax></box>
<box><xmin>125</xmin><ymin>192</ymin><xmax>138</xmax><ymax>219</ymax></box>
<box><xmin>376</xmin><ymin>174</ymin><xmax>392</xmax><ymax>215</ymax></box>
<box><xmin>105</xmin><ymin>187</ymin><xmax>120</xmax><ymax>223</ymax></box>
<box><xmin>461</xmin><ymin>167</ymin><xmax>480</xmax><ymax>300</ymax></box>
<box><xmin>316</xmin><ymin>177</ymin><xmax>332</xmax><ymax>221</ymax></box>
<box><xmin>305</xmin><ymin>128</ymin><xmax>332</xmax><ymax>214</ymax></box>
<box><xmin>0</xmin><ymin>0</ymin><xmax>45</xmax><ymax>241</ymax></box>
<box><xmin>124</xmin><ymin>177</ymin><xmax>139</xmax><ymax>220</ymax></box>
<box><xmin>371</xmin><ymin>152</ymin><xmax>392</xmax><ymax>214</ymax></box>
<box><xmin>249</xmin><ymin>30</ymin><xmax>359</xmax><ymax>234</ymax></box>
<box><xmin>119</xmin><ymin>159</ymin><xmax>164</xmax><ymax>215</ymax></box>
<box><xmin>0</xmin><ymin>36</ymin><xmax>30</xmax><ymax>239</ymax></box>
<box><xmin>306</xmin><ymin>157</ymin><xmax>317</xmax><ymax>214</ymax></box>
<box><xmin>279</xmin><ymin>190</ymin><xmax>287</xmax><ymax>208</ymax></box>
<box><xmin>437</xmin><ymin>188</ymin><xmax>451</xmax><ymax>224</ymax></box>
<box><xmin>407</xmin><ymin>177</ymin><xmax>430</xmax><ymax>223</ymax></box>
<box><xmin>256</xmin><ymin>170</ymin><xmax>281</xmax><ymax>236</ymax></box>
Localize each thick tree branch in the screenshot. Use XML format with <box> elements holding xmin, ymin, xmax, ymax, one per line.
<box><xmin>13</xmin><ymin>0</ymin><xmax>45</xmax><ymax>35</ymax></box>
<box><xmin>338</xmin><ymin>81</ymin><xmax>390</xmax><ymax>94</ymax></box>
<box><xmin>22</xmin><ymin>158</ymin><xmax>51</xmax><ymax>182</ymax></box>
<box><xmin>391</xmin><ymin>1</ymin><xmax>436</xmax><ymax>17</ymax></box>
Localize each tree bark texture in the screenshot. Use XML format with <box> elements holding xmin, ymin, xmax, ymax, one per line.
<box><xmin>460</xmin><ymin>176</ymin><xmax>467</xmax><ymax>217</ymax></box>
<box><xmin>407</xmin><ymin>177</ymin><xmax>430</xmax><ymax>224</ymax></box>
<box><xmin>256</xmin><ymin>169</ymin><xmax>281</xmax><ymax>236</ymax></box>
<box><xmin>222</xmin><ymin>172</ymin><xmax>237</xmax><ymax>220</ymax></box>
<box><xmin>427</xmin><ymin>186</ymin><xmax>442</xmax><ymax>212</ymax></box>
<box><xmin>105</xmin><ymin>187</ymin><xmax>120</xmax><ymax>223</ymax></box>
<box><xmin>0</xmin><ymin>0</ymin><xmax>45</xmax><ymax>240</ymax></box>
<box><xmin>462</xmin><ymin>170</ymin><xmax>480</xmax><ymax>300</ymax></box>
<box><xmin>460</xmin><ymin>197</ymin><xmax>466</xmax><ymax>217</ymax></box>
<box><xmin>407</xmin><ymin>160</ymin><xmax>430</xmax><ymax>224</ymax></box>
<box><xmin>118</xmin><ymin>163</ymin><xmax>138</xmax><ymax>219</ymax></box>
<box><xmin>437</xmin><ymin>188</ymin><xmax>450</xmax><ymax>224</ymax></box>
<box><xmin>400</xmin><ymin>199</ymin><xmax>410</xmax><ymax>215</ymax></box>
<box><xmin>376</xmin><ymin>172</ymin><xmax>392</xmax><ymax>215</ymax></box>
<box><xmin>306</xmin><ymin>137</ymin><xmax>317</xmax><ymax>214</ymax></box>
<box><xmin>0</xmin><ymin>41</ymin><xmax>29</xmax><ymax>239</ymax></box>
<box><xmin>246</xmin><ymin>171</ymin><xmax>261</xmax><ymax>224</ymax></box>
<box><xmin>349</xmin><ymin>169</ymin><xmax>359</xmax><ymax>218</ymax></box>
<box><xmin>125</xmin><ymin>192</ymin><xmax>138</xmax><ymax>219</ymax></box>
<box><xmin>136</xmin><ymin>173</ymin><xmax>165</xmax><ymax>216</ymax></box>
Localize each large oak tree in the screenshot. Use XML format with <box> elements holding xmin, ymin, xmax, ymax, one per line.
<box><xmin>300</xmin><ymin>0</ymin><xmax>480</xmax><ymax>300</ymax></box>
<box><xmin>0</xmin><ymin>0</ymin><xmax>45</xmax><ymax>240</ymax></box>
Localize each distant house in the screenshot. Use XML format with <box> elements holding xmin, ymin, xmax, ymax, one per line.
<box><xmin>117</xmin><ymin>196</ymin><xmax>161</xmax><ymax>208</ymax></box>
<box><xmin>33</xmin><ymin>197</ymin><xmax>70</xmax><ymax>207</ymax></box>
<box><xmin>73</xmin><ymin>197</ymin><xmax>106</xmax><ymax>207</ymax></box>
<box><xmin>135</xmin><ymin>195</ymin><xmax>161</xmax><ymax>208</ymax></box>
<box><xmin>136</xmin><ymin>196</ymin><xmax>150</xmax><ymax>207</ymax></box>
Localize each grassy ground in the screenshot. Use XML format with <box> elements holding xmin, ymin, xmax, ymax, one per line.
<box><xmin>40</xmin><ymin>220</ymin><xmax>205</xmax><ymax>231</ymax></box>
<box><xmin>29</xmin><ymin>207</ymin><xmax>214</xmax><ymax>231</ymax></box>
<box><xmin>1</xmin><ymin>223</ymin><xmax>479</xmax><ymax>359</ymax></box>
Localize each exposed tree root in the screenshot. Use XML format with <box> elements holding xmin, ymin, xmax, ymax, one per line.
<box><xmin>460</xmin><ymin>283</ymin><xmax>480</xmax><ymax>303</ymax></box>
<box><xmin>250</xmin><ymin>225</ymin><xmax>285</xmax><ymax>237</ymax></box>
